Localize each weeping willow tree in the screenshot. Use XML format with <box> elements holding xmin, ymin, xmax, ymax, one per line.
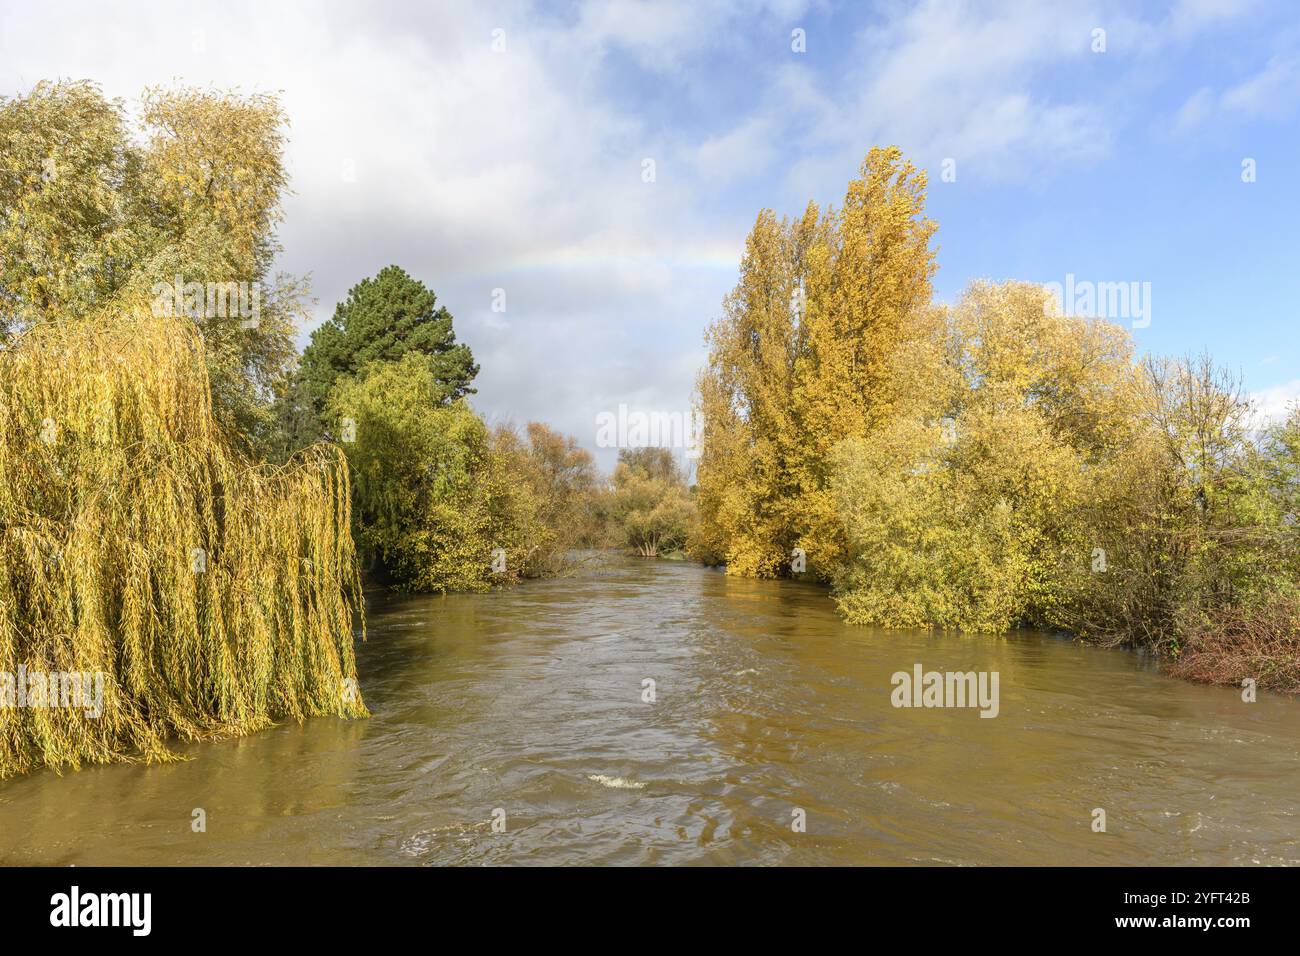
<box><xmin>0</xmin><ymin>306</ymin><xmax>367</xmax><ymax>779</ymax></box>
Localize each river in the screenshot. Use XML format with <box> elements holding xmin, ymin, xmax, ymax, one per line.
<box><xmin>1</xmin><ymin>555</ymin><xmax>1296</xmax><ymax>865</ymax></box>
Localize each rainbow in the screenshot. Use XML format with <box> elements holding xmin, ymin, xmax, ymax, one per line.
<box><xmin>451</xmin><ymin>238</ymin><xmax>744</xmax><ymax>280</ymax></box>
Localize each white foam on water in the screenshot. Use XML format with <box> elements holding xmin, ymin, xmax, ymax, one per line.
<box><xmin>588</xmin><ymin>774</ymin><xmax>646</xmax><ymax>790</ymax></box>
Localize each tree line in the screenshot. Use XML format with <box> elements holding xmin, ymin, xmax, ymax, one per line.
<box><xmin>692</xmin><ymin>147</ymin><xmax>1299</xmax><ymax>692</ymax></box>
<box><xmin>0</xmin><ymin>81</ymin><xmax>694</xmax><ymax>608</ymax></box>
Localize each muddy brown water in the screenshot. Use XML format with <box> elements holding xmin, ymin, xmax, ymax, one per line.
<box><xmin>1</xmin><ymin>555</ymin><xmax>1296</xmax><ymax>865</ymax></box>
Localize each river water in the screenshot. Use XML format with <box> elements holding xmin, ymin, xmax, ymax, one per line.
<box><xmin>1</xmin><ymin>555</ymin><xmax>1297</xmax><ymax>865</ymax></box>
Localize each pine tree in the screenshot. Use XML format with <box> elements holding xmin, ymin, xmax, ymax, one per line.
<box><xmin>297</xmin><ymin>265</ymin><xmax>479</xmax><ymax>434</ymax></box>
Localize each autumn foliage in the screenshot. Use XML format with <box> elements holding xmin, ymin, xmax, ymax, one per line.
<box><xmin>0</xmin><ymin>310</ymin><xmax>366</xmax><ymax>778</ymax></box>
<box><xmin>695</xmin><ymin>147</ymin><xmax>1300</xmax><ymax>692</ymax></box>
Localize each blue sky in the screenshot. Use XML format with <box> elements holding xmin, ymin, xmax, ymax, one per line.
<box><xmin>4</xmin><ymin>0</ymin><xmax>1299</xmax><ymax>464</ymax></box>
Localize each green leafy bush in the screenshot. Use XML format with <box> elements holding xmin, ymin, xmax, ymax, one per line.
<box><xmin>328</xmin><ymin>355</ymin><xmax>543</xmax><ymax>592</ymax></box>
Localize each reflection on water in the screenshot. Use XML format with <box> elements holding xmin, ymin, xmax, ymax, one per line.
<box><xmin>1</xmin><ymin>555</ymin><xmax>1297</xmax><ymax>865</ymax></box>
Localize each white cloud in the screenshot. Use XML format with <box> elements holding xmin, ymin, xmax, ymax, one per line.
<box><xmin>1174</xmin><ymin>86</ymin><xmax>1216</xmax><ymax>130</ymax></box>
<box><xmin>1168</xmin><ymin>0</ymin><xmax>1259</xmax><ymax>37</ymax></box>
<box><xmin>1220</xmin><ymin>54</ymin><xmax>1300</xmax><ymax>117</ymax></box>
<box><xmin>691</xmin><ymin>116</ymin><xmax>780</xmax><ymax>182</ymax></box>
<box><xmin>1252</xmin><ymin>379</ymin><xmax>1300</xmax><ymax>423</ymax></box>
<box><xmin>1172</xmin><ymin>53</ymin><xmax>1300</xmax><ymax>132</ymax></box>
<box><xmin>763</xmin><ymin>1</ymin><xmax>1123</xmax><ymax>190</ymax></box>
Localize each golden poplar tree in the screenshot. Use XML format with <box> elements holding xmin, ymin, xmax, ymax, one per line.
<box><xmin>694</xmin><ymin>146</ymin><xmax>938</xmax><ymax>578</ymax></box>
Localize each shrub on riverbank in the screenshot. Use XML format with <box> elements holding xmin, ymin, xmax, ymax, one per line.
<box><xmin>832</xmin><ymin>281</ymin><xmax>1139</xmax><ymax>633</ymax></box>
<box><xmin>1055</xmin><ymin>362</ymin><xmax>1297</xmax><ymax>694</ymax></box>
<box><xmin>491</xmin><ymin>422</ymin><xmax>604</xmax><ymax>575</ymax></box>
<box><xmin>1167</xmin><ymin>594</ymin><xmax>1300</xmax><ymax>693</ymax></box>
<box><xmin>0</xmin><ymin>310</ymin><xmax>366</xmax><ymax>779</ymax></box>
<box><xmin>607</xmin><ymin>448</ymin><xmax>695</xmax><ymax>557</ymax></box>
<box><xmin>327</xmin><ymin>355</ymin><xmax>556</xmax><ymax>591</ymax></box>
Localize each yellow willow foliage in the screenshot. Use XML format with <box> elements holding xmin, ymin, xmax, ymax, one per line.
<box><xmin>0</xmin><ymin>308</ymin><xmax>366</xmax><ymax>779</ymax></box>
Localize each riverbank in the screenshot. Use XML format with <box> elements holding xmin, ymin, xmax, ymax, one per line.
<box><xmin>645</xmin><ymin>552</ymin><xmax>1300</xmax><ymax>697</ymax></box>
